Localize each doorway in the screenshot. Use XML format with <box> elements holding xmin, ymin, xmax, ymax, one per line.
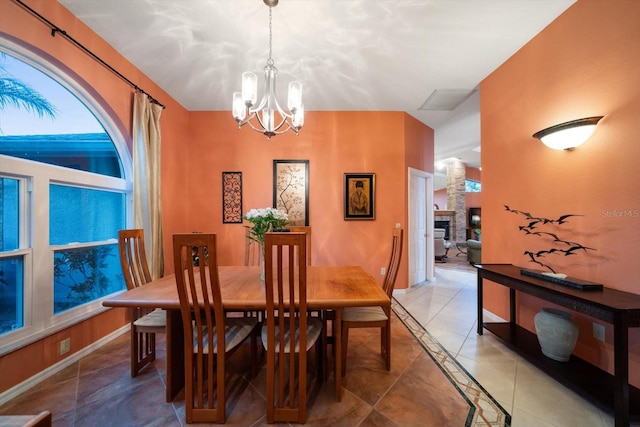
<box><xmin>408</xmin><ymin>168</ymin><xmax>434</xmax><ymax>286</ymax></box>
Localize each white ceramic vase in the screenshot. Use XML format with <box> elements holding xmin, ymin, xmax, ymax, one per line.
<box><xmin>534</xmin><ymin>308</ymin><xmax>579</xmax><ymax>362</ymax></box>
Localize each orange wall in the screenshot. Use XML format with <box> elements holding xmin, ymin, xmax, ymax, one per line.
<box><xmin>183</xmin><ymin>110</ymin><xmax>434</xmax><ymax>289</ymax></box>
<box><xmin>404</xmin><ymin>113</ymin><xmax>435</xmax><ymax>176</ymax></box>
<box><xmin>481</xmin><ymin>0</ymin><xmax>640</xmax><ymax>385</ymax></box>
<box><xmin>0</xmin><ymin>309</ymin><xmax>128</xmax><ymax>393</ymax></box>
<box><xmin>466</xmin><ymin>166</ymin><xmax>481</xmax><ymax>182</ymax></box>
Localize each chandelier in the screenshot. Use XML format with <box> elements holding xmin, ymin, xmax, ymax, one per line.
<box><xmin>232</xmin><ymin>0</ymin><xmax>304</xmax><ymax>139</ymax></box>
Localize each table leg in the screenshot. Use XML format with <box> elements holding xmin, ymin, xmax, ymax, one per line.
<box><xmin>613</xmin><ymin>311</ymin><xmax>630</xmax><ymax>427</ymax></box>
<box><xmin>334</xmin><ymin>308</ymin><xmax>342</xmax><ymax>401</ymax></box>
<box><xmin>165</xmin><ymin>309</ymin><xmax>184</xmax><ymax>402</ymax></box>
<box><xmin>477</xmin><ymin>275</ymin><xmax>483</xmax><ymax>335</ymax></box>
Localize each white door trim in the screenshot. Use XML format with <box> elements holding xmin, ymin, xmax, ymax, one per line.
<box><xmin>408</xmin><ymin>167</ymin><xmax>434</xmax><ymax>285</ymax></box>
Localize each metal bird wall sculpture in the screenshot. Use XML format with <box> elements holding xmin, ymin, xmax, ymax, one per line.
<box><xmin>505</xmin><ymin>205</ymin><xmax>596</xmax><ymax>273</ymax></box>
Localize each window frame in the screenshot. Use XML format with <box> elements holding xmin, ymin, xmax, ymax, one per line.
<box><xmin>0</xmin><ymin>173</ymin><xmax>31</xmax><ymax>337</ymax></box>
<box><xmin>0</xmin><ymin>40</ymin><xmax>133</xmax><ymax>353</ymax></box>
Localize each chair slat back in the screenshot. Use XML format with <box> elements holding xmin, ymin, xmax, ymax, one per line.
<box><xmin>289</xmin><ymin>226</ymin><xmax>312</xmax><ymax>265</ymax></box>
<box><xmin>173</xmin><ymin>233</ymin><xmax>226</xmax><ymax>419</ymax></box>
<box><xmin>118</xmin><ymin>229</ymin><xmax>152</xmax><ymax>290</ymax></box>
<box><xmin>264</xmin><ymin>231</ymin><xmax>308</xmax><ymax>338</ymax></box>
<box><xmin>382</xmin><ymin>228</ymin><xmax>404</xmax><ymax>297</ymax></box>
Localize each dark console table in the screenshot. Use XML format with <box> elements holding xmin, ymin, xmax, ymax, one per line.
<box><xmin>476</xmin><ymin>264</ymin><xmax>640</xmax><ymax>427</ymax></box>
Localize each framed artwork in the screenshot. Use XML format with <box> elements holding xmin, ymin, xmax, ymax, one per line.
<box><xmin>222</xmin><ymin>171</ymin><xmax>243</xmax><ymax>223</ymax></box>
<box><xmin>273</xmin><ymin>160</ymin><xmax>309</xmax><ymax>226</ymax></box>
<box><xmin>344</xmin><ymin>173</ymin><xmax>375</xmax><ymax>220</ymax></box>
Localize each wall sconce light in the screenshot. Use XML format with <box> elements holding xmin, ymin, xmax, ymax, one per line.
<box><xmin>532</xmin><ymin>116</ymin><xmax>603</xmax><ymax>151</ymax></box>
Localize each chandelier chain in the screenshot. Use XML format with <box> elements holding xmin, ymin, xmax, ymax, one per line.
<box><xmin>267</xmin><ymin>6</ymin><xmax>274</xmax><ymax>66</ymax></box>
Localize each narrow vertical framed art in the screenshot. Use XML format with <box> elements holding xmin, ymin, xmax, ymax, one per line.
<box><xmin>222</xmin><ymin>171</ymin><xmax>243</xmax><ymax>223</ymax></box>
<box><xmin>344</xmin><ymin>173</ymin><xmax>375</xmax><ymax>220</ymax></box>
<box><xmin>273</xmin><ymin>160</ymin><xmax>309</xmax><ymax>226</ymax></box>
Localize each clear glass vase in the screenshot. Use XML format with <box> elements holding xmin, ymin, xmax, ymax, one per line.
<box><xmin>260</xmin><ymin>243</ymin><xmax>265</xmax><ymax>282</ymax></box>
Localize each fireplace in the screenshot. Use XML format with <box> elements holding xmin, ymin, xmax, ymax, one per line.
<box><xmin>434</xmin><ymin>220</ymin><xmax>450</xmax><ymax>240</ymax></box>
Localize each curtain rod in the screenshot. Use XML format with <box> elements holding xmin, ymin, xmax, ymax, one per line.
<box><xmin>13</xmin><ymin>0</ymin><xmax>165</xmax><ymax>109</ymax></box>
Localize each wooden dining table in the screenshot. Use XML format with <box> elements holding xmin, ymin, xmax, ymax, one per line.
<box><xmin>102</xmin><ymin>265</ymin><xmax>390</xmax><ymax>402</ymax></box>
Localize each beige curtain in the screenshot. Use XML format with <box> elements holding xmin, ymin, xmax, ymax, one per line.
<box><xmin>133</xmin><ymin>92</ymin><xmax>164</xmax><ymax>279</ymax></box>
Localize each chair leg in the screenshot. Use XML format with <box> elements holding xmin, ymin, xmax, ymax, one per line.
<box><xmin>250</xmin><ymin>326</ymin><xmax>258</xmax><ymax>378</ymax></box>
<box><xmin>131</xmin><ymin>329</ymin><xmax>156</xmax><ymax>377</ymax></box>
<box><xmin>216</xmin><ymin>352</ymin><xmax>226</xmax><ymax>424</ymax></box>
<box><xmin>267</xmin><ymin>348</ymin><xmax>320</xmax><ymax>423</ymax></box>
<box><xmin>380</xmin><ymin>325</ymin><xmax>385</xmax><ymax>362</ymax></box>
<box><xmin>341</xmin><ymin>326</ymin><xmax>349</xmax><ymax>377</ymax></box>
<box><xmin>383</xmin><ymin>319</ymin><xmax>391</xmax><ymax>370</ymax></box>
<box><xmin>185</xmin><ymin>353</ymin><xmax>194</xmax><ymax>423</ymax></box>
<box><xmin>317</xmin><ymin>311</ymin><xmax>329</xmax><ymax>381</ymax></box>
<box><xmin>299</xmin><ymin>351</ymin><xmax>308</xmax><ymax>424</ymax></box>
<box><xmin>317</xmin><ymin>329</ymin><xmax>326</xmax><ymax>381</ymax></box>
<box><xmin>130</xmin><ymin>322</ymin><xmax>138</xmax><ymax>377</ymax></box>
<box><xmin>322</xmin><ymin>310</ymin><xmax>335</xmax><ymax>353</ymax></box>
<box><xmin>266</xmin><ymin>349</ymin><xmax>275</xmax><ymax>423</ymax></box>
<box><xmin>130</xmin><ymin>308</ymin><xmax>160</xmax><ymax>377</ymax></box>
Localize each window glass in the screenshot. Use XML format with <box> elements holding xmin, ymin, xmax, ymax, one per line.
<box><xmin>465</xmin><ymin>179</ymin><xmax>481</xmax><ymax>192</ymax></box>
<box><xmin>50</xmin><ymin>185</ymin><xmax>125</xmax><ymax>245</ymax></box>
<box><xmin>0</xmin><ymin>256</ymin><xmax>24</xmax><ymax>334</ymax></box>
<box><xmin>1</xmin><ymin>178</ymin><xmax>19</xmax><ymax>251</ymax></box>
<box><xmin>0</xmin><ymin>134</ymin><xmax>122</xmax><ymax>177</ymax></box>
<box><xmin>0</xmin><ymin>53</ymin><xmax>122</xmax><ymax>177</ymax></box>
<box><xmin>0</xmin><ymin>178</ymin><xmax>22</xmax><ymax>335</ymax></box>
<box><xmin>53</xmin><ymin>243</ymin><xmax>122</xmax><ymax>314</ymax></box>
<box><xmin>50</xmin><ymin>185</ymin><xmax>127</xmax><ymax>313</ymax></box>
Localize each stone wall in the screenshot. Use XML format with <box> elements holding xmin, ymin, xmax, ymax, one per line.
<box><xmin>446</xmin><ymin>160</ymin><xmax>466</xmax><ymax>243</ymax></box>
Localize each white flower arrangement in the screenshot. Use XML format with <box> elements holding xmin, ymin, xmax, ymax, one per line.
<box><xmin>244</xmin><ymin>207</ymin><xmax>289</xmax><ymax>244</ymax></box>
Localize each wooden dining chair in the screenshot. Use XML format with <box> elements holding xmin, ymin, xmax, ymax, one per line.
<box><xmin>118</xmin><ymin>229</ymin><xmax>166</xmax><ymax>377</ymax></box>
<box><xmin>341</xmin><ymin>228</ymin><xmax>403</xmax><ymax>375</ymax></box>
<box><xmin>173</xmin><ymin>233</ymin><xmax>259</xmax><ymax>424</ymax></box>
<box><xmin>262</xmin><ymin>232</ymin><xmax>323</xmax><ymax>424</ymax></box>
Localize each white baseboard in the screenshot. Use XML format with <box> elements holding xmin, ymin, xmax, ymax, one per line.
<box><xmin>0</xmin><ymin>325</ymin><xmax>129</xmax><ymax>406</ymax></box>
<box><xmin>483</xmin><ymin>308</ymin><xmax>506</xmax><ymax>322</ymax></box>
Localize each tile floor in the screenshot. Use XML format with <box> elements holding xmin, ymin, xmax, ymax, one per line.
<box><xmin>0</xmin><ymin>263</ymin><xmax>618</xmax><ymax>426</ymax></box>
<box><xmin>395</xmin><ymin>265</ymin><xmax>616</xmax><ymax>427</ymax></box>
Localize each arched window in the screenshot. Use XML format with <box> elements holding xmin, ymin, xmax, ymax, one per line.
<box><xmin>0</xmin><ymin>47</ymin><xmax>130</xmax><ymax>347</ymax></box>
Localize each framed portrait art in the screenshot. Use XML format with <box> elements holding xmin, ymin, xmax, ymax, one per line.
<box><xmin>344</xmin><ymin>173</ymin><xmax>375</xmax><ymax>220</ymax></box>
<box><xmin>273</xmin><ymin>160</ymin><xmax>309</xmax><ymax>226</ymax></box>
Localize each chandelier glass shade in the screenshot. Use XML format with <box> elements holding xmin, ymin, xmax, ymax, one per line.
<box><xmin>232</xmin><ymin>0</ymin><xmax>303</xmax><ymax>139</ymax></box>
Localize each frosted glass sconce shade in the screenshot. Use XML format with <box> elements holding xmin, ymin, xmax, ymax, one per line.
<box><xmin>533</xmin><ymin>116</ymin><xmax>603</xmax><ymax>150</ymax></box>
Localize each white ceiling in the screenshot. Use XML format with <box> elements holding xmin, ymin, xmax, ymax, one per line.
<box><xmin>58</xmin><ymin>0</ymin><xmax>575</xmax><ymax>174</ymax></box>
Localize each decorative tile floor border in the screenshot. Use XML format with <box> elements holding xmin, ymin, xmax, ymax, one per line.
<box><xmin>392</xmin><ymin>298</ymin><xmax>512</xmax><ymax>427</ymax></box>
